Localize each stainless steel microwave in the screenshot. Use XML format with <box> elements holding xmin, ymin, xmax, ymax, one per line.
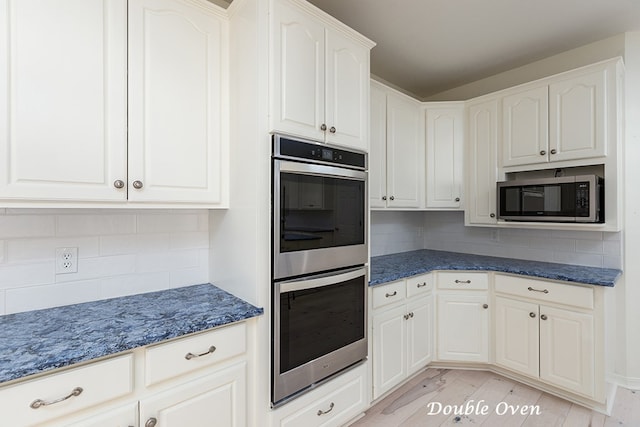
<box><xmin>497</xmin><ymin>175</ymin><xmax>604</xmax><ymax>223</ymax></box>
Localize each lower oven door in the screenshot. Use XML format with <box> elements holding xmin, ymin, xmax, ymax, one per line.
<box><xmin>272</xmin><ymin>266</ymin><xmax>368</xmax><ymax>405</ymax></box>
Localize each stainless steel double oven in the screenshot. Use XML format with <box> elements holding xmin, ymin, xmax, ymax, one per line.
<box><xmin>271</xmin><ymin>134</ymin><xmax>368</xmax><ymax>406</ymax></box>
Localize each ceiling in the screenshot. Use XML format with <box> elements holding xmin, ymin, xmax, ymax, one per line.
<box><xmin>218</xmin><ymin>0</ymin><xmax>640</xmax><ymax>100</ymax></box>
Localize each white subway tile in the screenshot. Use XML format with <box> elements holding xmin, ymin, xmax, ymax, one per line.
<box><xmin>497</xmin><ymin>234</ymin><xmax>531</xmax><ymax>247</ymax></box>
<box><xmin>553</xmin><ymin>230</ymin><xmax>604</xmax><ymax>241</ymax></box>
<box><xmin>0</xmin><ymin>215</ymin><xmax>56</xmax><ymax>238</ymax></box>
<box><xmin>100</xmin><ymin>272</ymin><xmax>171</xmax><ymax>299</ymax></box>
<box><xmin>6</xmin><ymin>237</ymin><xmax>100</xmax><ymax>262</ymax></box>
<box><xmin>170</xmin><ymin>266</ymin><xmax>208</xmax><ymax>287</ymax></box>
<box><xmin>135</xmin><ymin>234</ymin><xmax>171</xmax><ymax>253</ymax></box>
<box><xmin>0</xmin><ymin>290</ymin><xmax>5</xmax><ymax>315</ymax></box>
<box><xmin>0</xmin><ymin>208</ymin><xmax>6</xmax><ymax>215</ymax></box>
<box><xmin>0</xmin><ymin>241</ymin><xmax>4</xmax><ymax>263</ymax></box>
<box><xmin>54</xmin><ymin>254</ymin><xmax>136</xmax><ymax>283</ymax></box>
<box><xmin>575</xmin><ymin>239</ymin><xmax>605</xmax><ymax>254</ymax></box>
<box><xmin>56</xmin><ymin>214</ymin><xmax>136</xmax><ymax>236</ymax></box>
<box><xmin>5</xmin><ymin>280</ymin><xmax>100</xmax><ymax>314</ymax></box>
<box><xmin>603</xmin><ymin>256</ymin><xmax>622</xmax><ymax>269</ymax></box>
<box><xmin>197</xmin><ymin>212</ymin><xmax>209</xmax><ymax>231</ymax></box>
<box><xmin>604</xmin><ymin>232</ymin><xmax>622</xmax><ymax>241</ymax></box>
<box><xmin>603</xmin><ymin>240</ymin><xmax>622</xmax><ymax>257</ymax></box>
<box><xmin>99</xmin><ymin>234</ymin><xmax>138</xmax><ymax>256</ymax></box>
<box><xmin>137</xmin><ymin>213</ymin><xmax>201</xmax><ymax>234</ymax></box>
<box><xmin>137</xmin><ymin>249</ymin><xmax>200</xmax><ymax>273</ymax></box>
<box><xmin>530</xmin><ymin>237</ymin><xmax>576</xmax><ymax>252</ymax></box>
<box><xmin>553</xmin><ymin>252</ymin><xmax>603</xmax><ymax>268</ymax></box>
<box><xmin>0</xmin><ymin>262</ymin><xmax>54</xmax><ymax>289</ymax></box>
<box><xmin>169</xmin><ymin>231</ymin><xmax>209</xmax><ymax>250</ymax></box>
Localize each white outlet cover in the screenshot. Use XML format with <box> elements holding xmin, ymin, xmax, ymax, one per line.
<box><xmin>55</xmin><ymin>247</ymin><xmax>78</xmax><ymax>274</ymax></box>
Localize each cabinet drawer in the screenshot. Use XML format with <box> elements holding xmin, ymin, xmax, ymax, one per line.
<box><xmin>372</xmin><ymin>280</ymin><xmax>406</xmax><ymax>309</ymax></box>
<box><xmin>145</xmin><ymin>322</ymin><xmax>246</xmax><ymax>386</ymax></box>
<box><xmin>406</xmin><ymin>273</ymin><xmax>433</xmax><ymax>298</ymax></box>
<box><xmin>437</xmin><ymin>272</ymin><xmax>488</xmax><ymax>290</ymax></box>
<box><xmin>280</xmin><ymin>367</ymin><xmax>366</xmax><ymax>427</ymax></box>
<box><xmin>495</xmin><ymin>274</ymin><xmax>594</xmax><ymax>309</ymax></box>
<box><xmin>0</xmin><ymin>354</ymin><xmax>133</xmax><ymax>427</ymax></box>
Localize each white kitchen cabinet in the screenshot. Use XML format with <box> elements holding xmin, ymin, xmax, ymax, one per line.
<box><xmin>494</xmin><ymin>296</ymin><xmax>540</xmax><ymax>378</ymax></box>
<box><xmin>139</xmin><ymin>362</ymin><xmax>246</xmax><ymax>427</ymax></box>
<box><xmin>66</xmin><ymin>403</ymin><xmax>138</xmax><ymax>427</ymax></box>
<box><xmin>0</xmin><ymin>0</ymin><xmax>127</xmax><ymax>202</ymax></box>
<box><xmin>502</xmin><ymin>86</ymin><xmax>549</xmax><ymax>167</ymax></box>
<box><xmin>372</xmin><ymin>274</ymin><xmax>433</xmax><ymax>399</ymax></box>
<box><xmin>271</xmin><ymin>0</ymin><xmax>373</xmax><ymax>151</ymax></box>
<box><xmin>0</xmin><ymin>0</ymin><xmax>228</xmax><ymax>206</ymax></box>
<box><xmin>465</xmin><ymin>97</ymin><xmax>499</xmax><ymax>225</ymax></box>
<box><xmin>424</xmin><ymin>103</ymin><xmax>465</xmax><ymax>209</ymax></box>
<box><xmin>369</xmin><ymin>81</ymin><xmax>423</xmax><ymax>209</ymax></box>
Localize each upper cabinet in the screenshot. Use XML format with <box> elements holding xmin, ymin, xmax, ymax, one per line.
<box><xmin>369</xmin><ymin>81</ymin><xmax>423</xmax><ymax>209</ymax></box>
<box><xmin>0</xmin><ymin>0</ymin><xmax>228</xmax><ymax>207</ymax></box>
<box><xmin>271</xmin><ymin>0</ymin><xmax>374</xmax><ymax>151</ymax></box>
<box><xmin>424</xmin><ymin>103</ymin><xmax>464</xmax><ymax>209</ymax></box>
<box><xmin>501</xmin><ymin>60</ymin><xmax>618</xmax><ymax>168</ymax></box>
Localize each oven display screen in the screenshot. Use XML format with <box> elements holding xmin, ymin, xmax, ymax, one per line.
<box><xmin>321</xmin><ymin>149</ymin><xmax>333</xmax><ymax>161</ymax></box>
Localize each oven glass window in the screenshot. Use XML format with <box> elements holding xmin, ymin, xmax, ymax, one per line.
<box><xmin>279</xmin><ymin>276</ymin><xmax>365</xmax><ymax>373</ymax></box>
<box><xmin>279</xmin><ymin>173</ymin><xmax>365</xmax><ymax>252</ymax></box>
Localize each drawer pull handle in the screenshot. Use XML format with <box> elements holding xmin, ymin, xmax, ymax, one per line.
<box><xmin>30</xmin><ymin>387</ymin><xmax>83</xmax><ymax>409</ymax></box>
<box><xmin>185</xmin><ymin>345</ymin><xmax>217</xmax><ymax>360</ymax></box>
<box><xmin>317</xmin><ymin>402</ymin><xmax>335</xmax><ymax>416</ymax></box>
<box><xmin>417</xmin><ymin>282</ymin><xmax>427</xmax><ymax>288</ymax></box>
<box><xmin>385</xmin><ymin>291</ymin><xmax>397</xmax><ymax>298</ymax></box>
<box><xmin>145</xmin><ymin>418</ymin><xmax>158</xmax><ymax>427</ymax></box>
<box><xmin>454</xmin><ymin>280</ymin><xmax>471</xmax><ymax>284</ymax></box>
<box><xmin>527</xmin><ymin>286</ymin><xmax>549</xmax><ymax>294</ymax></box>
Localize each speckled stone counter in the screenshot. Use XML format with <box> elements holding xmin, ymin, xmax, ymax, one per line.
<box><xmin>0</xmin><ymin>284</ymin><xmax>263</xmax><ymax>384</ymax></box>
<box><xmin>370</xmin><ymin>249</ymin><xmax>621</xmax><ymax>287</ymax></box>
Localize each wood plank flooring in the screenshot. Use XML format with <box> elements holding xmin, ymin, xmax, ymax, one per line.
<box><xmin>350</xmin><ymin>368</ymin><xmax>640</xmax><ymax>426</ymax></box>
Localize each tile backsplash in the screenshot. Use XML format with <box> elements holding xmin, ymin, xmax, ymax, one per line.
<box><xmin>371</xmin><ymin>210</ymin><xmax>622</xmax><ymax>270</ymax></box>
<box><xmin>0</xmin><ymin>209</ymin><xmax>209</xmax><ymax>315</ymax></box>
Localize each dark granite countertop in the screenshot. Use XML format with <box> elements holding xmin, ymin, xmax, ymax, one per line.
<box><xmin>0</xmin><ymin>284</ymin><xmax>263</xmax><ymax>385</ymax></box>
<box><xmin>370</xmin><ymin>249</ymin><xmax>621</xmax><ymax>287</ymax></box>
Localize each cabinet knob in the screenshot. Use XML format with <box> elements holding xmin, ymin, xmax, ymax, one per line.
<box><xmin>329</xmin><ymin>126</ymin><xmax>336</xmax><ymax>133</ymax></box>
<box><xmin>113</xmin><ymin>180</ymin><xmax>125</xmax><ymax>189</ymax></box>
<box><xmin>382</xmin><ymin>196</ymin><xmax>387</xmax><ymax>201</ymax></box>
<box><xmin>529</xmin><ymin>312</ymin><xmax>536</xmax><ymax>318</ymax></box>
<box><xmin>320</xmin><ymin>123</ymin><xmax>327</xmax><ymax>131</ymax></box>
<box><xmin>482</xmin><ymin>304</ymin><xmax>489</xmax><ymax>309</ymax></box>
<box><xmin>550</xmin><ymin>149</ymin><xmax>557</xmax><ymax>155</ymax></box>
<box><xmin>490</xmin><ymin>213</ymin><xmax>496</xmax><ymax>218</ymax></box>
<box><xmin>455</xmin><ymin>197</ymin><xmax>460</xmax><ymax>202</ymax></box>
<box><xmin>389</xmin><ymin>196</ymin><xmax>395</xmax><ymax>201</ymax></box>
<box><xmin>540</xmin><ymin>150</ymin><xmax>546</xmax><ymax>155</ymax></box>
<box><xmin>132</xmin><ymin>180</ymin><xmax>144</xmax><ymax>189</ymax></box>
<box><xmin>145</xmin><ymin>418</ymin><xmax>157</xmax><ymax>427</ymax></box>
<box><xmin>540</xmin><ymin>314</ymin><xmax>548</xmax><ymax>321</ymax></box>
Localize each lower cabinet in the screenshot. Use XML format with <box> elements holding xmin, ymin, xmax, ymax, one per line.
<box><xmin>371</xmin><ymin>274</ymin><xmax>433</xmax><ymax>400</ymax></box>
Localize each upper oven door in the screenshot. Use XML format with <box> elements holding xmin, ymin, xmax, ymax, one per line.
<box><xmin>273</xmin><ymin>159</ymin><xmax>367</xmax><ymax>279</ymax></box>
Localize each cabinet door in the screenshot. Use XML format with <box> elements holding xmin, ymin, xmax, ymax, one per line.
<box><xmin>406</xmin><ymin>295</ymin><xmax>433</xmax><ymax>375</ymax></box>
<box><xmin>502</xmin><ymin>86</ymin><xmax>549</xmax><ymax>167</ymax></box>
<box><xmin>549</xmin><ymin>69</ymin><xmax>607</xmax><ymax>162</ymax></box>
<box><xmin>128</xmin><ymin>0</ymin><xmax>227</xmax><ymax>204</ymax></box>
<box><xmin>385</xmin><ymin>93</ymin><xmax>422</xmax><ymax>208</ymax></box>
<box><xmin>271</xmin><ymin>0</ymin><xmax>325</xmax><ymax>142</ymax></box>
<box><xmin>140</xmin><ymin>362</ymin><xmax>246</xmax><ymax>427</ymax></box>
<box><xmin>437</xmin><ymin>293</ymin><xmax>489</xmax><ymax>362</ymax></box>
<box><xmin>539</xmin><ymin>305</ymin><xmax>595</xmax><ymax>397</ymax></box>
<box><xmin>369</xmin><ymin>83</ymin><xmax>387</xmax><ymax>208</ymax></box>
<box><xmin>325</xmin><ymin>29</ymin><xmax>369</xmax><ymax>151</ymax></box>
<box><xmin>0</xmin><ymin>0</ymin><xmax>127</xmax><ymax>201</ymax></box>
<box><xmin>494</xmin><ymin>297</ymin><xmax>539</xmax><ymax>378</ymax></box>
<box><xmin>372</xmin><ymin>305</ymin><xmax>406</xmax><ymax>399</ymax></box>
<box><xmin>425</xmin><ymin>105</ymin><xmax>464</xmax><ymax>208</ymax></box>
<box><xmin>466</xmin><ymin>99</ymin><xmax>498</xmax><ymax>224</ymax></box>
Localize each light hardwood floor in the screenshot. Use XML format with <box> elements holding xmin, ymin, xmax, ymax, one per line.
<box><xmin>350</xmin><ymin>368</ymin><xmax>640</xmax><ymax>426</ymax></box>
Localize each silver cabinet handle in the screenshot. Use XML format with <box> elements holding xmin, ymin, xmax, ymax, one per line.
<box><xmin>550</xmin><ymin>149</ymin><xmax>557</xmax><ymax>154</ymax></box>
<box><xmin>382</xmin><ymin>196</ymin><xmax>387</xmax><ymax>200</ymax></box>
<box><xmin>455</xmin><ymin>280</ymin><xmax>471</xmax><ymax>284</ymax></box>
<box><xmin>530</xmin><ymin>312</ymin><xmax>536</xmax><ymax>318</ymax></box>
<box><xmin>320</xmin><ymin>123</ymin><xmax>327</xmax><ymax>131</ymax></box>
<box><xmin>417</xmin><ymin>282</ymin><xmax>427</xmax><ymax>288</ymax></box>
<box><xmin>185</xmin><ymin>345</ymin><xmax>217</xmax><ymax>360</ymax></box>
<box><xmin>385</xmin><ymin>291</ymin><xmax>397</xmax><ymax>298</ymax></box>
<box><xmin>132</xmin><ymin>180</ymin><xmax>144</xmax><ymax>189</ymax></box>
<box><xmin>482</xmin><ymin>304</ymin><xmax>489</xmax><ymax>309</ymax></box>
<box><xmin>113</xmin><ymin>180</ymin><xmax>125</xmax><ymax>189</ymax></box>
<box><xmin>404</xmin><ymin>314</ymin><xmax>410</xmax><ymax>320</ymax></box>
<box><xmin>317</xmin><ymin>402</ymin><xmax>335</xmax><ymax>416</ymax></box>
<box><xmin>490</xmin><ymin>213</ymin><xmax>496</xmax><ymax>218</ymax></box>
<box><xmin>389</xmin><ymin>196</ymin><xmax>395</xmax><ymax>201</ymax></box>
<box><xmin>329</xmin><ymin>126</ymin><xmax>336</xmax><ymax>133</ymax></box>
<box><xmin>540</xmin><ymin>314</ymin><xmax>548</xmax><ymax>321</ymax></box>
<box><xmin>527</xmin><ymin>286</ymin><xmax>549</xmax><ymax>294</ymax></box>
<box><xmin>409</xmin><ymin>312</ymin><xmax>414</xmax><ymax>318</ymax></box>
<box><xmin>30</xmin><ymin>387</ymin><xmax>83</xmax><ymax>409</ymax></box>
<box><xmin>145</xmin><ymin>418</ymin><xmax>158</xmax><ymax>427</ymax></box>
<box><xmin>540</xmin><ymin>150</ymin><xmax>546</xmax><ymax>155</ymax></box>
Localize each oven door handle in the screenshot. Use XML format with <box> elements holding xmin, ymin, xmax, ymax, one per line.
<box><xmin>277</xmin><ymin>160</ymin><xmax>366</xmax><ymax>181</ymax></box>
<box><xmin>279</xmin><ymin>266</ymin><xmax>367</xmax><ymax>293</ymax></box>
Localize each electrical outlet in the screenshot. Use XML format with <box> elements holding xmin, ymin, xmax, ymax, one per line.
<box><xmin>56</xmin><ymin>247</ymin><xmax>78</xmax><ymax>274</ymax></box>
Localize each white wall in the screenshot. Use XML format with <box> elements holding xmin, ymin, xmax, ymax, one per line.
<box><xmin>0</xmin><ymin>209</ymin><xmax>209</xmax><ymax>315</ymax></box>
